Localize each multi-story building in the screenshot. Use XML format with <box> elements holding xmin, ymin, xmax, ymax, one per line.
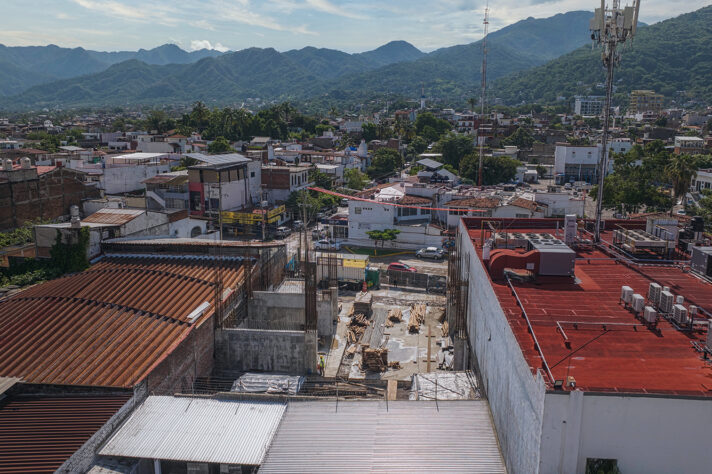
<box><xmin>187</xmin><ymin>153</ymin><xmax>261</xmax><ymax>216</ymax></box>
<box><xmin>261</xmin><ymin>165</ymin><xmax>313</xmax><ymax>204</ymax></box>
<box><xmin>573</xmin><ymin>96</ymin><xmax>603</xmax><ymax>116</ymax></box>
<box><xmin>554</xmin><ymin>143</ymin><xmax>603</xmax><ymax>184</ymax></box>
<box><xmin>629</xmin><ymin>90</ymin><xmax>664</xmax><ymax>114</ymax></box>
<box><xmin>143</xmin><ymin>170</ymin><xmax>189</xmax><ymax>210</ymax></box>
<box><xmin>674</xmin><ymin>136</ymin><xmax>705</xmax><ymax>154</ymax></box>
<box><xmin>691</xmin><ymin>168</ymin><xmax>712</xmax><ymax>192</ymax></box>
<box><xmin>451</xmin><ymin>216</ymin><xmax>712</xmax><ymax>474</ymax></box>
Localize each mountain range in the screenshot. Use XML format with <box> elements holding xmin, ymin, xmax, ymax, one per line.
<box><xmin>1</xmin><ymin>11</ymin><xmax>594</xmax><ymax>109</ymax></box>
<box><xmin>3</xmin><ymin>6</ymin><xmax>705</xmax><ymax>110</ymax></box>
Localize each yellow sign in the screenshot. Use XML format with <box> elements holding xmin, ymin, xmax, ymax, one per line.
<box><xmin>343</xmin><ymin>258</ymin><xmax>366</xmax><ymax>268</ymax></box>
<box><xmin>221</xmin><ymin>205</ymin><xmax>285</xmax><ymax>225</ymax></box>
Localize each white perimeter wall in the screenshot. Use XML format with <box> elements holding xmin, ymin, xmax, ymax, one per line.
<box><xmin>541</xmin><ymin>391</ymin><xmax>712</xmax><ymax>474</ymax></box>
<box><xmin>458</xmin><ymin>219</ymin><xmax>547</xmax><ymax>474</ymax></box>
<box><xmin>102</xmin><ymin>164</ymin><xmax>171</xmax><ymax>194</ymax></box>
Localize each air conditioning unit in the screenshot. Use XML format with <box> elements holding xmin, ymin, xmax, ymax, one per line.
<box><xmin>644</xmin><ymin>306</ymin><xmax>657</xmax><ymax>324</ymax></box>
<box><xmin>673</xmin><ymin>304</ymin><xmax>688</xmax><ymax>325</ymax></box>
<box><xmin>689</xmin><ymin>305</ymin><xmax>698</xmax><ymax>320</ymax></box>
<box><xmin>676</xmin><ymin>295</ymin><xmax>684</xmax><ymax>305</ymax></box>
<box><xmin>659</xmin><ymin>291</ymin><xmax>674</xmax><ymax>313</ymax></box>
<box><xmin>621</xmin><ymin>286</ymin><xmax>634</xmax><ymax>304</ymax></box>
<box><xmin>663</xmin><ymin>286</ymin><xmax>670</xmax><ymax>293</ymax></box>
<box><xmin>631</xmin><ymin>294</ymin><xmax>645</xmax><ymax>313</ymax></box>
<box><xmin>648</xmin><ymin>283</ymin><xmax>661</xmax><ymax>305</ymax></box>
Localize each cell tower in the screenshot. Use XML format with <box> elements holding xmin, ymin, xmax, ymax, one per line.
<box><xmin>590</xmin><ymin>0</ymin><xmax>641</xmax><ymax>242</ymax></box>
<box><xmin>477</xmin><ymin>2</ymin><xmax>489</xmax><ymax>187</ymax></box>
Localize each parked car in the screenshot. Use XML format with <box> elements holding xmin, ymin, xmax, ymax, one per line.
<box><xmin>676</xmin><ymin>209</ymin><xmax>686</xmax><ymax>215</ymax></box>
<box><xmin>275</xmin><ymin>226</ymin><xmax>291</xmax><ymax>238</ymax></box>
<box><xmin>387</xmin><ymin>262</ymin><xmax>417</xmax><ymax>273</ymax></box>
<box><xmin>416</xmin><ymin>247</ymin><xmax>445</xmax><ymax>260</ymax></box>
<box><xmin>340</xmin><ymin>198</ymin><xmax>349</xmax><ymax>207</ymax></box>
<box><xmin>314</xmin><ymin>239</ymin><xmax>341</xmax><ymax>250</ymax></box>
<box><xmin>293</xmin><ymin>220</ymin><xmax>304</xmax><ymax>230</ymax></box>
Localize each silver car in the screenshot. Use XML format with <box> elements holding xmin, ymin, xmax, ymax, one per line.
<box><xmin>416</xmin><ymin>247</ymin><xmax>445</xmax><ymax>260</ymax></box>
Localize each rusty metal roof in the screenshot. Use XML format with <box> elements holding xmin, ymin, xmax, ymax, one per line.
<box><xmin>0</xmin><ymin>394</ymin><xmax>130</xmax><ymax>473</ymax></box>
<box><xmin>0</xmin><ymin>256</ymin><xmax>244</xmax><ymax>388</ymax></box>
<box><xmin>82</xmin><ymin>209</ymin><xmax>145</xmax><ymax>226</ymax></box>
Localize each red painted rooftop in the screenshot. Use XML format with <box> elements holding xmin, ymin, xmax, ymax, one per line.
<box><xmin>464</xmin><ymin>218</ymin><xmax>712</xmax><ymax>397</ymax></box>
<box><xmin>0</xmin><ymin>393</ymin><xmax>130</xmax><ymax>473</ymax></box>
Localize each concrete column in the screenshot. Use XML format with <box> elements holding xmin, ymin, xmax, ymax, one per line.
<box><xmin>154</xmin><ymin>459</ymin><xmax>162</xmax><ymax>474</ymax></box>
<box><xmin>559</xmin><ymin>390</ymin><xmax>584</xmax><ymax>474</ymax></box>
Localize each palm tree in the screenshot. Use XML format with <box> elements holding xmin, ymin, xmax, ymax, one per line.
<box><xmin>666</xmin><ymin>153</ymin><xmax>698</xmax><ymax>211</ymax></box>
<box><xmin>468</xmin><ymin>97</ymin><xmax>477</xmax><ymax>113</ymax></box>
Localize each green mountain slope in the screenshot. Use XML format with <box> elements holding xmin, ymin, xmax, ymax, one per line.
<box><xmin>492</xmin><ymin>6</ymin><xmax>712</xmax><ymax>104</ymax></box>
<box><xmin>4</xmin><ymin>11</ymin><xmax>598</xmax><ymax>108</ymax></box>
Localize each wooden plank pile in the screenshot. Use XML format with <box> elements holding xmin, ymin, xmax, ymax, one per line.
<box><xmin>347</xmin><ymin>312</ymin><xmax>369</xmax><ymax>344</ymax></box>
<box><xmin>385</xmin><ymin>308</ymin><xmax>402</xmax><ymax>327</ymax></box>
<box><xmin>353</xmin><ymin>291</ymin><xmax>373</xmax><ymax>316</ymax></box>
<box><xmin>362</xmin><ymin>347</ymin><xmax>388</xmax><ymax>372</ymax></box>
<box><xmin>408</xmin><ymin>303</ymin><xmax>427</xmax><ymax>333</ymax></box>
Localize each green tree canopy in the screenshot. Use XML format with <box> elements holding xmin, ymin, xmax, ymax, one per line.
<box><xmin>310</xmin><ymin>169</ymin><xmax>333</xmax><ymax>190</ymax></box>
<box><xmin>460</xmin><ymin>153</ymin><xmax>520</xmax><ymax>185</ymax></box>
<box><xmin>207</xmin><ymin>137</ymin><xmax>234</xmax><ymax>154</ymax></box>
<box><xmin>434</xmin><ymin>133</ymin><xmax>475</xmax><ymax>169</ymax></box>
<box><xmin>344</xmin><ymin>168</ymin><xmax>370</xmax><ymax>190</ymax></box>
<box><xmin>367</xmin><ymin>148</ymin><xmax>403</xmax><ymax>179</ymax></box>
<box><xmin>366</xmin><ymin>229</ymin><xmax>401</xmax><ymax>248</ymax></box>
<box><xmin>415</xmin><ymin>112</ymin><xmax>451</xmax><ymax>142</ymax></box>
<box><xmin>501</xmin><ymin>127</ymin><xmax>535</xmax><ymax>149</ymax></box>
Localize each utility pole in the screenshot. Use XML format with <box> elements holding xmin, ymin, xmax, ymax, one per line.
<box><xmin>477</xmin><ymin>2</ymin><xmax>489</xmax><ymax>187</ymax></box>
<box><xmin>591</xmin><ymin>0</ymin><xmax>641</xmax><ymax>242</ymax></box>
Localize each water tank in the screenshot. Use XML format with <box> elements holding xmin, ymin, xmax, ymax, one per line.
<box><xmin>20</xmin><ymin>157</ymin><xmax>31</xmax><ymax>169</ymax></box>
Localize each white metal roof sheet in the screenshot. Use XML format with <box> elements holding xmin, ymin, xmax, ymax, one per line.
<box><xmin>99</xmin><ymin>396</ymin><xmax>286</xmax><ymax>465</ymax></box>
<box><xmin>186</xmin><ymin>152</ymin><xmax>251</xmax><ymax>165</ymax></box>
<box><xmin>259</xmin><ymin>400</ymin><xmax>506</xmax><ymax>473</ymax></box>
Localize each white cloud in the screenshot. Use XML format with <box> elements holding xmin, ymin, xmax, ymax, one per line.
<box><xmin>72</xmin><ymin>0</ymin><xmax>146</xmax><ymax>21</ymax></box>
<box><xmin>190</xmin><ymin>40</ymin><xmax>229</xmax><ymax>52</ymax></box>
<box><xmin>305</xmin><ymin>0</ymin><xmax>369</xmax><ymax>20</ymax></box>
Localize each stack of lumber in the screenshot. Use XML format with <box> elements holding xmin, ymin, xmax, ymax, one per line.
<box><xmin>347</xmin><ymin>313</ymin><xmax>369</xmax><ymax>344</ymax></box>
<box><xmin>441</xmin><ymin>320</ymin><xmax>449</xmax><ymax>337</ymax></box>
<box><xmin>353</xmin><ymin>291</ymin><xmax>373</xmax><ymax>316</ymax></box>
<box><xmin>408</xmin><ymin>303</ymin><xmax>427</xmax><ymax>333</ymax></box>
<box><xmin>385</xmin><ymin>308</ymin><xmax>402</xmax><ymax>327</ymax></box>
<box><xmin>362</xmin><ymin>347</ymin><xmax>388</xmax><ymax>372</ymax></box>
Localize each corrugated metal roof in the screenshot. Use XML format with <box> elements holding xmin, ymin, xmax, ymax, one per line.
<box><xmin>187</xmin><ymin>152</ymin><xmax>251</xmax><ymax>166</ymax></box>
<box><xmin>83</xmin><ymin>208</ymin><xmax>145</xmax><ymax>225</ymax></box>
<box><xmin>259</xmin><ymin>400</ymin><xmax>506</xmax><ymax>474</ymax></box>
<box><xmin>0</xmin><ymin>256</ymin><xmax>245</xmax><ymax>387</ymax></box>
<box><xmin>0</xmin><ymin>394</ymin><xmax>130</xmax><ymax>474</ymax></box>
<box><xmin>100</xmin><ymin>396</ymin><xmax>286</xmax><ymax>465</ymax></box>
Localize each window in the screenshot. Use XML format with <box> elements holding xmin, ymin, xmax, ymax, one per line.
<box><xmin>421</xmin><ymin>207</ymin><xmax>431</xmax><ymax>215</ymax></box>
<box><xmin>355</xmin><ymin>207</ymin><xmax>362</xmax><ymax>214</ymax></box>
<box><xmin>250</xmin><ymin>171</ymin><xmax>255</xmax><ymax>178</ymax></box>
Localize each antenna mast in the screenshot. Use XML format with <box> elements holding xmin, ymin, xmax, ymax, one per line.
<box><xmin>590</xmin><ymin>0</ymin><xmax>641</xmax><ymax>242</ymax></box>
<box><xmin>477</xmin><ymin>2</ymin><xmax>489</xmax><ymax>187</ymax></box>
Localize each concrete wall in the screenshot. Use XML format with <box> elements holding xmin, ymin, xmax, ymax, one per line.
<box><xmin>540</xmin><ymin>391</ymin><xmax>712</xmax><ymax>474</ymax></box>
<box><xmin>459</xmin><ymin>220</ymin><xmax>547</xmax><ymax>474</ymax></box>
<box><xmin>102</xmin><ymin>164</ymin><xmax>171</xmax><ymax>194</ymax></box>
<box><xmin>247</xmin><ymin>288</ymin><xmax>336</xmax><ymax>337</ymax></box>
<box><xmin>216</xmin><ymin>328</ymin><xmax>317</xmax><ymax>374</ymax></box>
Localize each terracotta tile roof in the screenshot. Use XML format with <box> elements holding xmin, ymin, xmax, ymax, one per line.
<box><xmin>0</xmin><ymin>256</ymin><xmax>245</xmax><ymax>388</ymax></box>
<box><xmin>508</xmin><ymin>197</ymin><xmax>539</xmax><ymax>212</ymax></box>
<box><xmin>0</xmin><ymin>394</ymin><xmax>131</xmax><ymax>473</ymax></box>
<box><xmin>445</xmin><ymin>197</ymin><xmax>500</xmax><ymax>209</ymax></box>
<box><xmin>398</xmin><ymin>195</ymin><xmax>432</xmax><ymax>205</ymax></box>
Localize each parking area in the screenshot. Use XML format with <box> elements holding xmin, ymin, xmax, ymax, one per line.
<box><xmin>368</xmin><ymin>253</ymin><xmax>448</xmax><ymax>276</ymax></box>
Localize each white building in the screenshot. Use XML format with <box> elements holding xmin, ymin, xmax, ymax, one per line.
<box><xmin>554</xmin><ymin>143</ymin><xmax>603</xmax><ymax>184</ymax></box>
<box><xmin>453</xmin><ymin>216</ymin><xmax>712</xmax><ymax>474</ymax></box>
<box><xmin>692</xmin><ymin>168</ymin><xmax>712</xmax><ymax>192</ymax></box>
<box><xmin>674</xmin><ymin>136</ymin><xmax>705</xmax><ymax>154</ymax></box>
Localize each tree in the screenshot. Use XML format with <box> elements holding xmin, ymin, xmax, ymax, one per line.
<box><xmin>501</xmin><ymin>127</ymin><xmax>535</xmax><ymax>149</ymax></box>
<box><xmin>310</xmin><ymin>169</ymin><xmax>333</xmax><ymax>190</ymax></box>
<box><xmin>366</xmin><ymin>229</ymin><xmax>401</xmax><ymax>252</ymax></box>
<box><xmin>207</xmin><ymin>137</ymin><xmax>233</xmax><ymax>154</ymax></box>
<box><xmin>362</xmin><ymin>122</ymin><xmax>378</xmax><ymax>142</ymax></box>
<box><xmin>344</xmin><ymin>168</ymin><xmax>370</xmax><ymax>190</ymax></box>
<box><xmin>367</xmin><ymin>148</ymin><xmax>403</xmax><ymax>179</ymax></box>
<box><xmin>172</xmin><ymin>155</ymin><xmax>199</xmax><ymax>171</ymax></box>
<box><xmin>415</xmin><ymin>112</ymin><xmax>451</xmax><ymax>141</ymax></box>
<box><xmin>666</xmin><ymin>153</ymin><xmax>698</xmax><ymax>203</ymax></box>
<box><xmin>410</xmin><ymin>136</ymin><xmax>428</xmax><ymax>154</ymax></box>
<box><xmin>460</xmin><ymin>153</ymin><xmax>520</xmax><ymax>185</ymax></box>
<box><xmin>434</xmin><ymin>133</ymin><xmax>475</xmax><ymax>168</ymax></box>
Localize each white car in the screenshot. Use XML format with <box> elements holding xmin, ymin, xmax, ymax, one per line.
<box><xmin>416</xmin><ymin>247</ymin><xmax>445</xmax><ymax>260</ymax></box>
<box><xmin>314</xmin><ymin>239</ymin><xmax>341</xmax><ymax>250</ymax></box>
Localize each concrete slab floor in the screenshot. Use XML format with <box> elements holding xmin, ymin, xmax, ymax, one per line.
<box><xmin>330</xmin><ymin>288</ymin><xmax>448</xmax><ymax>381</ymax></box>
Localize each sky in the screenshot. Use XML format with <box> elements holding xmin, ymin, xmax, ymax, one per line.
<box><xmin>1</xmin><ymin>0</ymin><xmax>708</xmax><ymax>53</ymax></box>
